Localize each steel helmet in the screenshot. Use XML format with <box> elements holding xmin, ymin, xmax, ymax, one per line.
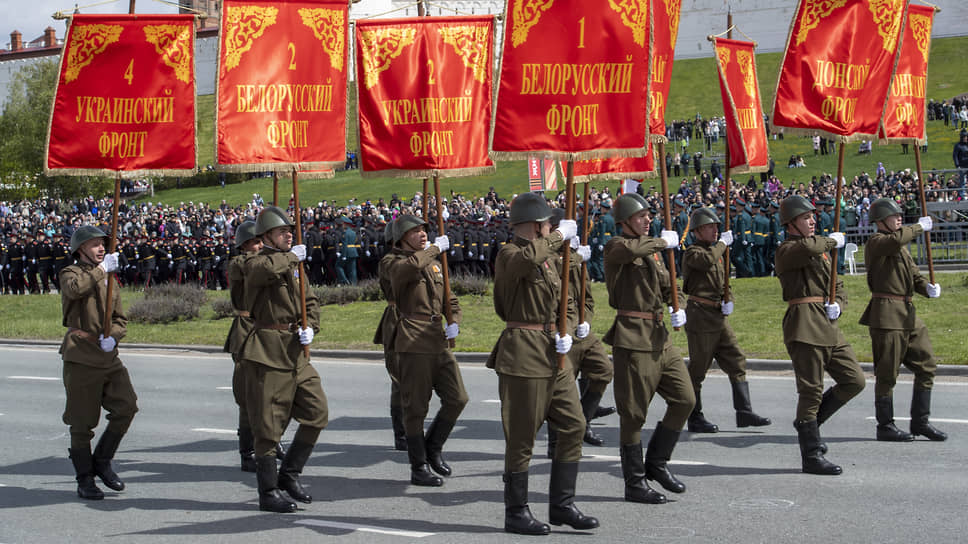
<box><xmin>69</xmin><ymin>225</ymin><xmax>109</xmax><ymax>255</ymax></box>
<box><xmin>509</xmin><ymin>192</ymin><xmax>553</xmax><ymax>225</ymax></box>
<box><xmin>612</xmin><ymin>193</ymin><xmax>649</xmax><ymax>223</ymax></box>
<box><xmin>549</xmin><ymin>207</ymin><xmax>565</xmax><ymax>228</ymax></box>
<box><xmin>394</xmin><ymin>215</ymin><xmax>426</xmax><ymax>240</ymax></box>
<box><xmin>384</xmin><ymin>218</ymin><xmax>398</xmax><ymax>245</ymax></box>
<box><xmin>255</xmin><ymin>206</ymin><xmax>294</xmax><ymax>235</ymax></box>
<box><xmin>868</xmin><ymin>197</ymin><xmax>903</xmax><ymax>224</ymax></box>
<box><xmin>234</xmin><ymin>220</ymin><xmax>258</xmax><ymax>249</ymax></box>
<box><xmin>690</xmin><ymin>207</ymin><xmax>720</xmax><ymax>229</ymax></box>
<box><xmin>779</xmin><ymin>195</ymin><xmax>816</xmax><ymax>226</ymax></box>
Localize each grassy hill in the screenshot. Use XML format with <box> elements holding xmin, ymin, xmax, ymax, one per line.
<box><xmin>141</xmin><ymin>35</ymin><xmax>968</xmax><ymax>208</ymax></box>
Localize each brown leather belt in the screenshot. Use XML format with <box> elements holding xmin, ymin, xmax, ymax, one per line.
<box><xmin>235</xmin><ymin>310</ymin><xmax>251</xmax><ymax>317</ymax></box>
<box><xmin>788</xmin><ymin>296</ymin><xmax>825</xmax><ymax>305</ymax></box>
<box><xmin>402</xmin><ymin>312</ymin><xmax>441</xmax><ymax>322</ymax></box>
<box><xmin>872</xmin><ymin>293</ymin><xmax>912</xmax><ymax>302</ymax></box>
<box><xmin>506</xmin><ymin>321</ymin><xmax>555</xmax><ymax>332</ymax></box>
<box><xmin>688</xmin><ymin>295</ymin><xmax>720</xmax><ymax>307</ymax></box>
<box><xmin>617</xmin><ymin>309</ymin><xmax>661</xmax><ymax>320</ymax></box>
<box><xmin>255</xmin><ymin>322</ymin><xmax>298</xmax><ymax>332</ymax></box>
<box><xmin>68</xmin><ymin>328</ymin><xmax>97</xmax><ymax>342</ymax></box>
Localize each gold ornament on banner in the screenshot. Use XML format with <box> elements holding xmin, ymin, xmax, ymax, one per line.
<box><xmin>664</xmin><ymin>0</ymin><xmax>682</xmax><ymax>50</ymax></box>
<box><xmin>796</xmin><ymin>0</ymin><xmax>848</xmax><ymax>46</ymax></box>
<box><xmin>737</xmin><ymin>50</ymin><xmax>756</xmax><ymax>99</ymax></box>
<box><xmin>909</xmin><ymin>13</ymin><xmax>933</xmax><ymax>63</ymax></box>
<box><xmin>717</xmin><ymin>46</ymin><xmax>730</xmax><ymax>69</ymax></box>
<box><xmin>510</xmin><ymin>0</ymin><xmax>554</xmax><ymax>48</ymax></box>
<box><xmin>608</xmin><ymin>0</ymin><xmax>649</xmax><ymax>47</ymax></box>
<box><xmin>868</xmin><ymin>0</ymin><xmax>905</xmax><ymax>52</ymax></box>
<box><xmin>223</xmin><ymin>5</ymin><xmax>278</xmax><ymax>71</ymax></box>
<box><xmin>359</xmin><ymin>27</ymin><xmax>416</xmax><ymax>90</ymax></box>
<box><xmin>64</xmin><ymin>24</ymin><xmax>123</xmax><ymax>83</ymax></box>
<box><xmin>438</xmin><ymin>24</ymin><xmax>490</xmax><ymax>84</ymax></box>
<box><xmin>144</xmin><ymin>25</ymin><xmax>193</xmax><ymax>83</ymax></box>
<box><xmin>299</xmin><ymin>8</ymin><xmax>346</xmax><ymax>72</ymax></box>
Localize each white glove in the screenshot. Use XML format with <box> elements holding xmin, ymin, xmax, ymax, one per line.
<box><xmin>918</xmin><ymin>216</ymin><xmax>933</xmax><ymax>232</ymax></box>
<box><xmin>441</xmin><ymin>207</ymin><xmax>450</xmax><ymax>220</ymax></box>
<box><xmin>365</xmin><ymin>250</ymin><xmax>371</xmax><ymax>257</ymax></box>
<box><xmin>825</xmin><ymin>302</ymin><xmax>841</xmax><ymax>320</ymax></box>
<box><xmin>721</xmin><ymin>300</ymin><xmax>734</xmax><ymax>316</ymax></box>
<box><xmin>597</xmin><ymin>244</ymin><xmax>604</xmax><ymax>251</ymax></box>
<box><xmin>479</xmin><ymin>254</ymin><xmax>485</xmax><ymax>261</ymax></box>
<box><xmin>660</xmin><ymin>230</ymin><xmax>679</xmax><ymax>249</ymax></box>
<box><xmin>445</xmin><ymin>322</ymin><xmax>459</xmax><ymax>340</ymax></box>
<box><xmin>97</xmin><ymin>334</ymin><xmax>117</xmax><ymax>352</ymax></box>
<box><xmin>167</xmin><ymin>253</ymin><xmax>172</xmax><ymax>259</ymax></box>
<box><xmin>336</xmin><ymin>251</ymin><xmax>341</xmax><ymax>257</ymax></box>
<box><xmin>290</xmin><ymin>244</ymin><xmax>307</xmax><ymax>261</ymax></box>
<box><xmin>450</xmin><ymin>250</ymin><xmax>455</xmax><ymax>256</ymax></box>
<box><xmin>99</xmin><ymin>253</ymin><xmax>119</xmax><ymax>273</ymax></box>
<box><xmin>570</xmin><ymin>236</ymin><xmax>580</xmax><ymax>250</ymax></box>
<box><xmin>467</xmin><ymin>250</ymin><xmax>474</xmax><ymax>257</ymax></box>
<box><xmin>829</xmin><ymin>232</ymin><xmax>845</xmax><ymax>249</ymax></box>
<box><xmin>926</xmin><ymin>283</ymin><xmax>941</xmax><ymax>298</ymax></box>
<box><xmin>298</xmin><ymin>327</ymin><xmax>314</xmax><ymax>345</ymax></box>
<box><xmin>555</xmin><ymin>333</ymin><xmax>573</xmax><ymax>354</ymax></box>
<box><xmin>32</xmin><ymin>259</ymin><xmax>37</xmax><ymax>265</ymax></box>
<box><xmin>670</xmin><ymin>307</ymin><xmax>686</xmax><ymax>328</ymax></box>
<box><xmin>576</xmin><ymin>321</ymin><xmax>590</xmax><ymax>339</ymax></box>
<box><xmin>577</xmin><ymin>245</ymin><xmax>591</xmax><ymax>262</ymax></box>
<box><xmin>433</xmin><ymin>235</ymin><xmax>450</xmax><ymax>252</ymax></box>
<box><xmin>214</xmin><ymin>256</ymin><xmax>220</xmax><ymax>262</ymax></box>
<box><xmin>556</xmin><ymin>219</ymin><xmax>578</xmax><ymax>241</ymax></box>
<box><xmin>719</xmin><ymin>230</ymin><xmax>734</xmax><ymax>247</ymax></box>
<box><xmin>307</xmin><ymin>255</ymin><xmax>312</xmax><ymax>261</ymax></box>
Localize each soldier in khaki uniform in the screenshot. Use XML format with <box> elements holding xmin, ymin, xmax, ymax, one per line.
<box><xmin>860</xmin><ymin>198</ymin><xmax>946</xmax><ymax>442</ymax></box>
<box><xmin>681</xmin><ymin>207</ymin><xmax>771</xmax><ymax>433</ymax></box>
<box><xmin>60</xmin><ymin>226</ymin><xmax>138</xmax><ymax>500</ymax></box>
<box><xmin>488</xmin><ymin>192</ymin><xmax>598</xmax><ymax>535</ymax></box>
<box><xmin>223</xmin><ymin>220</ymin><xmax>261</xmax><ymax>472</ymax></box>
<box><xmin>240</xmin><ymin>206</ymin><xmax>326</xmax><ymax>513</ymax></box>
<box><xmin>603</xmin><ymin>193</ymin><xmax>694</xmax><ymax>505</ymax></box>
<box><xmin>389</xmin><ymin>215</ymin><xmax>468</xmax><ymax>487</ymax></box>
<box><xmin>775</xmin><ymin>195</ymin><xmax>865</xmax><ymax>475</ymax></box>
<box><xmin>373</xmin><ymin>220</ymin><xmax>406</xmax><ymax>451</ymax></box>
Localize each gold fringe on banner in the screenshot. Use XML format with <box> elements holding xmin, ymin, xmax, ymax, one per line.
<box><xmin>489</xmin><ymin>146</ymin><xmax>649</xmax><ymax>163</ymax></box>
<box><xmin>294</xmin><ymin>170</ymin><xmax>336</xmax><ymax>180</ymax></box>
<box><xmin>215</xmin><ymin>160</ymin><xmax>343</xmax><ymax>174</ymax></box>
<box><xmin>360</xmin><ymin>165</ymin><xmax>496</xmax><ymax>180</ymax></box>
<box><xmin>573</xmin><ymin>170</ymin><xmax>656</xmax><ymax>184</ymax></box>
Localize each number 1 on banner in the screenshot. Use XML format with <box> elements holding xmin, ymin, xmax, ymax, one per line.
<box><xmin>124</xmin><ymin>59</ymin><xmax>134</xmax><ymax>85</ymax></box>
<box><xmin>577</xmin><ymin>17</ymin><xmax>585</xmax><ymax>49</ymax></box>
<box><xmin>288</xmin><ymin>43</ymin><xmax>297</xmax><ymax>70</ymax></box>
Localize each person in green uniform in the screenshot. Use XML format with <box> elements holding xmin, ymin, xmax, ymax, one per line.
<box><xmin>775</xmin><ymin>195</ymin><xmax>865</xmax><ymax>476</ymax></box>
<box><xmin>488</xmin><ymin>192</ymin><xmax>598</xmax><ymax>535</ymax></box>
<box><xmin>389</xmin><ymin>214</ymin><xmax>468</xmax><ymax>487</ymax></box>
<box><xmin>240</xmin><ymin>206</ymin><xmax>326</xmax><ymax>513</ymax></box>
<box><xmin>860</xmin><ymin>198</ymin><xmax>946</xmax><ymax>442</ymax></box>
<box><xmin>681</xmin><ymin>207</ymin><xmax>771</xmax><ymax>433</ymax></box>
<box><xmin>374</xmin><ymin>220</ymin><xmax>406</xmax><ymax>451</ymax></box>
<box><xmin>223</xmin><ymin>220</ymin><xmax>261</xmax><ymax>472</ymax></box>
<box><xmin>60</xmin><ymin>226</ymin><xmax>138</xmax><ymax>500</ymax></box>
<box><xmin>603</xmin><ymin>193</ymin><xmax>695</xmax><ymax>505</ymax></box>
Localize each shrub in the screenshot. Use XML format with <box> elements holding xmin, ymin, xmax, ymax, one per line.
<box><xmin>210</xmin><ymin>298</ymin><xmax>235</xmax><ymax>320</ymax></box>
<box><xmin>128</xmin><ymin>297</ymin><xmax>201</xmax><ymax>324</ymax></box>
<box><xmin>144</xmin><ymin>283</ymin><xmax>208</xmax><ymax>307</ymax></box>
<box><xmin>449</xmin><ymin>274</ymin><xmax>489</xmax><ymax>297</ymax></box>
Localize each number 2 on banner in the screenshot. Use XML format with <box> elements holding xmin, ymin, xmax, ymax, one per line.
<box><xmin>123</xmin><ymin>59</ymin><xmax>134</xmax><ymax>85</ymax></box>
<box><xmin>426</xmin><ymin>59</ymin><xmax>436</xmax><ymax>85</ymax></box>
<box><xmin>288</xmin><ymin>43</ymin><xmax>297</xmax><ymax>70</ymax></box>
<box><xmin>577</xmin><ymin>18</ymin><xmax>585</xmax><ymax>49</ymax></box>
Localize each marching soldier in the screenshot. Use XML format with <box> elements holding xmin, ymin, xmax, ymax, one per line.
<box><xmin>860</xmin><ymin>199</ymin><xmax>947</xmax><ymax>442</ymax></box>
<box><xmin>775</xmin><ymin>195</ymin><xmax>865</xmax><ymax>475</ymax></box>
<box><xmin>681</xmin><ymin>207</ymin><xmax>771</xmax><ymax>433</ymax></box>
<box><xmin>239</xmin><ymin>206</ymin><xmax>326</xmax><ymax>513</ymax></box>
<box><xmin>488</xmin><ymin>192</ymin><xmax>598</xmax><ymax>535</ymax></box>
<box><xmin>603</xmin><ymin>193</ymin><xmax>694</xmax><ymax>505</ymax></box>
<box><xmin>374</xmin><ymin>220</ymin><xmax>406</xmax><ymax>451</ymax></box>
<box><xmin>60</xmin><ymin>226</ymin><xmax>138</xmax><ymax>500</ymax></box>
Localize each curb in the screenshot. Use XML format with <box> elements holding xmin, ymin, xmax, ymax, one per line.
<box><xmin>2</xmin><ymin>338</ymin><xmax>966</xmax><ymax>376</ymax></box>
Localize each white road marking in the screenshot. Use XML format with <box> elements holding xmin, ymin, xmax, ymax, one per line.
<box><xmin>295</xmin><ymin>519</ymin><xmax>434</xmax><ymax>538</ymax></box>
<box><xmin>582</xmin><ymin>454</ymin><xmax>707</xmax><ymax>465</ymax></box>
<box><xmin>191</xmin><ymin>428</ymin><xmax>237</xmax><ymax>434</ymax></box>
<box><xmin>7</xmin><ymin>376</ymin><xmax>58</xmax><ymax>381</ymax></box>
<box><xmin>216</xmin><ymin>386</ymin><xmax>233</xmax><ymax>390</ymax></box>
<box><xmin>864</xmin><ymin>416</ymin><xmax>968</xmax><ymax>424</ymax></box>
<box><xmin>481</xmin><ymin>399</ymin><xmax>501</xmax><ymax>403</ymax></box>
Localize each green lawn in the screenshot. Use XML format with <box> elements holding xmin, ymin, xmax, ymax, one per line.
<box><xmin>5</xmin><ymin>273</ymin><xmax>966</xmax><ymax>364</ymax></box>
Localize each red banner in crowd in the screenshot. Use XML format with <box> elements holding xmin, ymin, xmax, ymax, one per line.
<box><xmin>490</xmin><ymin>0</ymin><xmax>652</xmax><ymax>161</ymax></box>
<box><xmin>650</xmin><ymin>0</ymin><xmax>682</xmax><ymax>143</ymax></box>
<box><xmin>215</xmin><ymin>0</ymin><xmax>347</xmax><ymax>172</ymax></box>
<box><xmin>879</xmin><ymin>3</ymin><xmax>934</xmax><ymax>144</ymax></box>
<box><xmin>45</xmin><ymin>14</ymin><xmax>196</xmax><ymax>177</ymax></box>
<box><xmin>355</xmin><ymin>16</ymin><xmax>495</xmax><ymax>178</ymax></box>
<box><xmin>569</xmin><ymin>145</ymin><xmax>655</xmax><ymax>183</ymax></box>
<box><xmin>713</xmin><ymin>38</ymin><xmax>769</xmax><ymax>174</ymax></box>
<box><xmin>527</xmin><ymin>157</ymin><xmax>558</xmax><ymax>191</ymax></box>
<box><xmin>772</xmin><ymin>0</ymin><xmax>908</xmax><ymax>141</ymax></box>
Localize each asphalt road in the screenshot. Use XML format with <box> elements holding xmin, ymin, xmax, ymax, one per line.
<box><xmin>1</xmin><ymin>345</ymin><xmax>965</xmax><ymax>544</ymax></box>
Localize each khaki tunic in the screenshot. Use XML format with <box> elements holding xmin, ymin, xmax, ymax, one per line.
<box><xmin>859</xmin><ymin>225</ymin><xmax>935</xmax><ymax>396</ymax></box>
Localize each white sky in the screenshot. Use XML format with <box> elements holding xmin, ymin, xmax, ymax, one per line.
<box><xmin>4</xmin><ymin>0</ymin><xmax>179</xmax><ymax>44</ymax></box>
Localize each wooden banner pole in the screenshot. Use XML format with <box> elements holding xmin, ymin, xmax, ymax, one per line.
<box><xmin>578</xmin><ymin>181</ymin><xmax>590</xmax><ymax>327</ymax></box>
<box><xmin>828</xmin><ymin>143</ymin><xmax>845</xmax><ymax>305</ymax></box>
<box><xmin>433</xmin><ymin>174</ymin><xmax>456</xmax><ymax>349</ymax></box>
<box><xmin>292</xmin><ymin>168</ymin><xmax>310</xmax><ymax>357</ymax></box>
<box><xmin>913</xmin><ymin>146</ymin><xmax>936</xmax><ymax>284</ymax></box>
<box><xmin>102</xmin><ymin>172</ymin><xmax>122</xmax><ymax>335</ymax></box>
<box><xmin>557</xmin><ymin>161</ymin><xmax>575</xmax><ymax>369</ymax></box>
<box><xmin>658</xmin><ymin>141</ymin><xmax>681</xmax><ymax>329</ymax></box>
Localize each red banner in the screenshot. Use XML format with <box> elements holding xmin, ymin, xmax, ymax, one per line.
<box><xmin>650</xmin><ymin>0</ymin><xmax>682</xmax><ymax>143</ymax></box>
<box><xmin>772</xmin><ymin>0</ymin><xmax>908</xmax><ymax>141</ymax></box>
<box><xmin>713</xmin><ymin>38</ymin><xmax>770</xmax><ymax>174</ymax></box>
<box><xmin>215</xmin><ymin>0</ymin><xmax>347</xmax><ymax>172</ymax></box>
<box><xmin>45</xmin><ymin>14</ymin><xmax>196</xmax><ymax>177</ymax></box>
<box><xmin>355</xmin><ymin>16</ymin><xmax>495</xmax><ymax>178</ymax></box>
<box><xmin>569</xmin><ymin>145</ymin><xmax>655</xmax><ymax>183</ymax></box>
<box><xmin>880</xmin><ymin>4</ymin><xmax>934</xmax><ymax>144</ymax></box>
<box><xmin>490</xmin><ymin>0</ymin><xmax>652</xmax><ymax>161</ymax></box>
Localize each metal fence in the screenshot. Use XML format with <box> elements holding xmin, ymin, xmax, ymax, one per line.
<box><xmin>845</xmin><ymin>221</ymin><xmax>968</xmax><ymax>265</ymax></box>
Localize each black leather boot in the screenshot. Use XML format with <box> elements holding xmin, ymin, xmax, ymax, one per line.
<box><xmin>256</xmin><ymin>456</ymin><xmax>297</xmax><ymax>512</ymax></box>
<box><xmin>732</xmin><ymin>380</ymin><xmax>772</xmax><ymax>428</ymax></box>
<box><xmin>687</xmin><ymin>390</ymin><xmax>719</xmax><ymax>433</ymax></box>
<box><xmin>278</xmin><ymin>440</ymin><xmax>314</xmax><ymax>503</ymax></box>
<box><xmin>619</xmin><ymin>443</ymin><xmax>666</xmax><ymax>504</ymax></box>
<box><xmin>816</xmin><ymin>388</ymin><xmax>847</xmax><ymax>426</ymax></box>
<box><xmin>875</xmin><ymin>396</ymin><xmax>914</xmax><ymax>442</ymax></box>
<box><xmin>645</xmin><ymin>422</ymin><xmax>686</xmax><ymax>493</ymax></box>
<box><xmin>407</xmin><ymin>435</ymin><xmax>443</xmax><ymax>486</ymax></box>
<box><xmin>69</xmin><ymin>447</ymin><xmax>104</xmax><ymax>500</ymax></box>
<box><xmin>238</xmin><ymin>427</ymin><xmax>257</xmax><ymax>472</ymax></box>
<box><xmin>794</xmin><ymin>419</ymin><xmax>842</xmax><ymax>475</ymax></box>
<box><xmin>504</xmin><ymin>471</ymin><xmax>550</xmax><ymax>535</ymax></box>
<box><xmin>92</xmin><ymin>430</ymin><xmax>125</xmax><ymax>491</ymax></box>
<box><xmin>580</xmin><ymin>391</ymin><xmax>605</xmax><ymax>446</ymax></box>
<box><xmin>390</xmin><ymin>405</ymin><xmax>407</xmax><ymax>451</ymax></box>
<box><xmin>548</xmin><ymin>461</ymin><xmax>599</xmax><ymax>530</ymax></box>
<box><xmin>424</xmin><ymin>415</ymin><xmax>456</xmax><ymax>477</ymax></box>
<box><xmin>546</xmin><ymin>426</ymin><xmax>557</xmax><ymax>460</ymax></box>
<box><xmin>910</xmin><ymin>389</ymin><xmax>947</xmax><ymax>441</ymax></box>
<box><xmin>593</xmin><ymin>405</ymin><xmax>616</xmax><ymax>419</ymax></box>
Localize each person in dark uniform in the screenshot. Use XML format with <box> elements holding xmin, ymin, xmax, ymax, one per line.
<box><xmin>198</xmin><ymin>236</ymin><xmax>214</xmax><ymax>288</ymax></box>
<box><xmin>751</xmin><ymin>203</ymin><xmax>770</xmax><ymax>277</ymax></box>
<box><xmin>775</xmin><ymin>195</ymin><xmax>865</xmax><ymax>475</ymax></box>
<box><xmin>213</xmin><ymin>234</ymin><xmax>229</xmax><ymax>290</ymax></box>
<box><xmin>952</xmin><ymin>128</ymin><xmax>968</xmax><ymax>191</ymax></box>
<box><xmin>36</xmin><ymin>232</ymin><xmax>54</xmax><ymax>293</ymax></box>
<box><xmin>488</xmin><ymin>192</ymin><xmax>598</xmax><ymax>535</ymax></box>
<box><xmin>734</xmin><ymin>198</ymin><xmax>754</xmax><ymax>278</ymax></box>
<box><xmin>137</xmin><ymin>236</ymin><xmax>155</xmax><ymax>288</ymax></box>
<box><xmin>306</xmin><ymin>223</ymin><xmax>324</xmax><ymax>286</ymax></box>
<box><xmin>155</xmin><ymin>237</ymin><xmax>171</xmax><ymax>285</ymax></box>
<box><xmin>25</xmin><ymin>233</ymin><xmax>39</xmax><ymax>293</ymax></box>
<box><xmin>121</xmin><ymin>237</ymin><xmax>139</xmax><ymax>287</ymax></box>
<box><xmin>1</xmin><ymin>236</ymin><xmax>11</xmax><ymax>294</ymax></box>
<box><xmin>445</xmin><ymin>217</ymin><xmax>465</xmax><ymax>277</ymax></box>
<box><xmin>171</xmin><ymin>236</ymin><xmax>188</xmax><ymax>284</ymax></box>
<box><xmin>338</xmin><ymin>216</ymin><xmax>359</xmax><ymax>285</ymax></box>
<box><xmin>7</xmin><ymin>232</ymin><xmax>26</xmax><ymax>295</ymax></box>
<box><xmin>239</xmin><ymin>206</ymin><xmax>326</xmax><ymax>513</ymax></box>
<box><xmin>60</xmin><ymin>226</ymin><xmax>138</xmax><ymax>500</ymax></box>
<box><xmin>860</xmin><ymin>199</ymin><xmax>947</xmax><ymax>442</ymax></box>
<box><xmin>681</xmin><ymin>207</ymin><xmax>771</xmax><ymax>433</ymax></box>
<box><xmin>52</xmin><ymin>234</ymin><xmax>71</xmax><ymax>287</ymax></box>
<box><xmin>374</xmin><ymin>220</ymin><xmax>406</xmax><ymax>451</ymax></box>
<box><xmin>603</xmin><ymin>193</ymin><xmax>694</xmax><ymax>505</ymax></box>
<box><xmin>766</xmin><ymin>201</ymin><xmax>781</xmax><ymax>276</ymax></box>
